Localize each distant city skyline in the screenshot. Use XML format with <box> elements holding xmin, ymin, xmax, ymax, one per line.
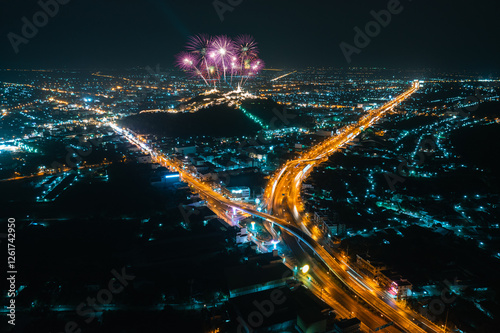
<box><xmin>1</xmin><ymin>0</ymin><xmax>499</xmax><ymax>72</ymax></box>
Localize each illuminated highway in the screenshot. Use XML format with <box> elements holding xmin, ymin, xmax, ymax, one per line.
<box><xmin>111</xmin><ymin>81</ymin><xmax>444</xmax><ymax>332</ymax></box>
<box><xmin>260</xmin><ymin>81</ymin><xmax>446</xmax><ymax>333</ymax></box>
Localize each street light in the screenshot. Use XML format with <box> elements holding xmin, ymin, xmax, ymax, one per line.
<box><xmin>301</xmin><ymin>265</ymin><xmax>310</xmax><ymax>274</ymax></box>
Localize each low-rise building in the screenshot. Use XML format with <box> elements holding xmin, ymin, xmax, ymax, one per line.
<box><xmin>391</xmin><ymin>279</ymin><xmax>413</xmax><ymax>299</ymax></box>
<box><xmin>236</xmin><ymin>227</ymin><xmax>249</xmax><ymax>244</ymax></box>
<box><xmin>378</xmin><ymin>269</ymin><xmax>413</xmax><ymax>299</ymax></box>
<box><xmin>224</xmin><ymin>186</ymin><xmax>251</xmax><ymax>201</ymax></box>
<box><xmin>313</xmin><ymin>211</ymin><xmax>345</xmax><ymax>237</ymax></box>
<box><xmin>356</xmin><ymin>255</ymin><xmax>387</xmax><ymax>278</ymax></box>
<box><xmin>175</xmin><ymin>145</ymin><xmax>196</xmax><ymax>155</ymax></box>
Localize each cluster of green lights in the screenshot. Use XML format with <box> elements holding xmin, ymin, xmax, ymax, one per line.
<box><xmin>16</xmin><ymin>142</ymin><xmax>39</xmax><ymax>153</ymax></box>
<box><xmin>238</xmin><ymin>106</ymin><xmax>269</xmax><ymax>130</ymax></box>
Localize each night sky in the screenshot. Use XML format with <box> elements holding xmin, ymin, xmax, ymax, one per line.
<box><xmin>1</xmin><ymin>0</ymin><xmax>499</xmax><ymax>71</ymax></box>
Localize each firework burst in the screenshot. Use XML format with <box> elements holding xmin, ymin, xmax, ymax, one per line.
<box><xmin>235</xmin><ymin>35</ymin><xmax>258</xmax><ymax>60</ymax></box>
<box><xmin>175</xmin><ymin>51</ymin><xmax>208</xmax><ymax>86</ymax></box>
<box><xmin>175</xmin><ymin>34</ymin><xmax>264</xmax><ymax>90</ymax></box>
<box><xmin>186</xmin><ymin>34</ymin><xmax>212</xmax><ymax>56</ymax></box>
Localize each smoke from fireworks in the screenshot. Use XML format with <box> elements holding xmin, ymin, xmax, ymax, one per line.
<box><xmin>175</xmin><ymin>34</ymin><xmax>264</xmax><ymax>90</ymax></box>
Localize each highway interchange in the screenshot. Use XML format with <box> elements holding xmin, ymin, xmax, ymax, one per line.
<box><xmin>113</xmin><ymin>81</ymin><xmax>449</xmax><ymax>332</ymax></box>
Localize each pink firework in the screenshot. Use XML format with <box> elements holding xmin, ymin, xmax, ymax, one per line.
<box><xmin>186</xmin><ymin>34</ymin><xmax>212</xmax><ymax>57</ymax></box>
<box><xmin>186</xmin><ymin>34</ymin><xmax>215</xmax><ymax>84</ymax></box>
<box><xmin>241</xmin><ymin>59</ymin><xmax>265</xmax><ymax>86</ymax></box>
<box><xmin>235</xmin><ymin>34</ymin><xmax>259</xmax><ymax>60</ymax></box>
<box><xmin>250</xmin><ymin>59</ymin><xmax>265</xmax><ymax>74</ymax></box>
<box><xmin>175</xmin><ymin>52</ymin><xmax>208</xmax><ymax>86</ymax></box>
<box><xmin>175</xmin><ymin>34</ymin><xmax>264</xmax><ymax>89</ymax></box>
<box><xmin>208</xmin><ymin>35</ymin><xmax>236</xmax><ymax>61</ymax></box>
<box><xmin>208</xmin><ymin>35</ymin><xmax>236</xmax><ymax>82</ymax></box>
<box><xmin>175</xmin><ymin>51</ymin><xmax>199</xmax><ymax>70</ymax></box>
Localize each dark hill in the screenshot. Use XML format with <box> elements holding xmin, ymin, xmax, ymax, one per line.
<box><xmin>118</xmin><ymin>104</ymin><xmax>261</xmax><ymax>138</ymax></box>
